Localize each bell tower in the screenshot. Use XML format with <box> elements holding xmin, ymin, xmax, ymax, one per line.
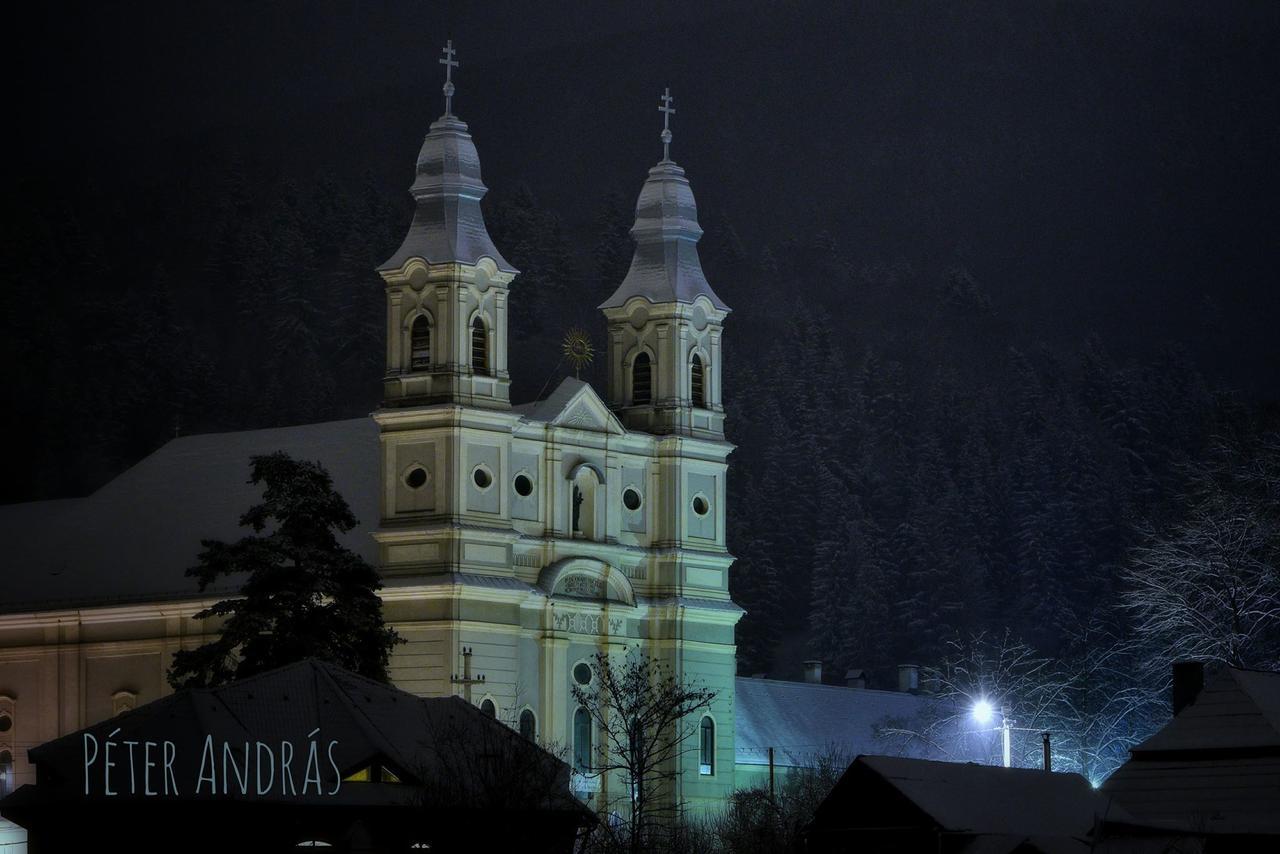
<box><xmin>599</xmin><ymin>88</ymin><xmax>730</xmax><ymax>439</ymax></box>
<box><xmin>378</xmin><ymin>40</ymin><xmax>517</xmax><ymax>410</ymax></box>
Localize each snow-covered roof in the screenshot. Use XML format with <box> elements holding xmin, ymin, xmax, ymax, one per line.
<box><xmin>0</xmin><ymin>374</ymin><xmax>647</xmax><ymax>615</ymax></box>
<box><xmin>818</xmin><ymin>755</ymin><xmax>1114</xmax><ymax>839</ymax></box>
<box><xmin>1101</xmin><ymin>667</ymin><xmax>1280</xmax><ymax>835</ymax></box>
<box><xmin>1132</xmin><ymin>667</ymin><xmax>1280</xmax><ymax>754</ymax></box>
<box><xmin>511</xmin><ymin>377</ymin><xmax>625</xmax><ymax>434</ymax></box>
<box><xmin>379</xmin><ymin>113</ymin><xmax>516</xmax><ymax>274</ymax></box>
<box><xmin>599</xmin><ymin>159</ymin><xmax>729</xmax><ymax>311</ymax></box>
<box><xmin>0</xmin><ymin>418</ymin><xmax>380</xmax><ymax>613</ymax></box>
<box><xmin>510</xmin><ymin>377</ymin><xmax>593</xmax><ymax>423</ymax></box>
<box><xmin>734</xmin><ymin>676</ymin><xmax>950</xmax><ymax>768</ymax></box>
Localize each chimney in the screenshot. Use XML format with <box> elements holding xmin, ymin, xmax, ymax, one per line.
<box><xmin>898</xmin><ymin>664</ymin><xmax>919</xmax><ymax>693</ymax></box>
<box><xmin>845</xmin><ymin>669</ymin><xmax>867</xmax><ymax>690</ymax></box>
<box><xmin>1172</xmin><ymin>661</ymin><xmax>1205</xmax><ymax>716</ymax></box>
<box><xmin>803</xmin><ymin>660</ymin><xmax>823</xmax><ymax>684</ymax></box>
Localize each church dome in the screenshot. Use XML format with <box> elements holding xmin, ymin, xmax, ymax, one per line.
<box><xmin>599</xmin><ymin>157</ymin><xmax>729</xmax><ymax>311</ymax></box>
<box><xmin>379</xmin><ymin>114</ymin><xmax>516</xmax><ymax>274</ymax></box>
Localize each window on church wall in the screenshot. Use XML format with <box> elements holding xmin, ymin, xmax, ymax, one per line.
<box><xmin>409</xmin><ymin>316</ymin><xmax>431</xmax><ymax>371</ymax></box>
<box><xmin>480</xmin><ymin>698</ymin><xmax>496</xmax><ymax>719</ymax></box>
<box><xmin>631</xmin><ymin>353</ymin><xmax>652</xmax><ymax>406</ymax></box>
<box><xmin>0</xmin><ymin>750</ymin><xmax>12</xmax><ymax>798</ymax></box>
<box><xmin>699</xmin><ymin>716</ymin><xmax>715</xmax><ymax>775</ymax></box>
<box><xmin>691</xmin><ymin>353</ymin><xmax>706</xmax><ymax>408</ymax></box>
<box><xmin>573</xmin><ymin>707</ymin><xmax>592</xmax><ymax>773</ymax></box>
<box><xmin>519</xmin><ymin>709</ymin><xmax>536</xmax><ymax>740</ymax></box>
<box><xmin>471</xmin><ymin>316</ymin><xmax>489</xmax><ymax>376</ymax></box>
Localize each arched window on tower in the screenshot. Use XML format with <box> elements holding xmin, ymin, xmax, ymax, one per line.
<box><xmin>632</xmin><ymin>353</ymin><xmax>652</xmax><ymax>406</ymax></box>
<box><xmin>691</xmin><ymin>353</ymin><xmax>706</xmax><ymax>408</ymax></box>
<box><xmin>471</xmin><ymin>316</ymin><xmax>489</xmax><ymax>376</ymax></box>
<box><xmin>410</xmin><ymin>316</ymin><xmax>431</xmax><ymax>371</ymax></box>
<box><xmin>480</xmin><ymin>698</ymin><xmax>496</xmax><ymax>719</ymax></box>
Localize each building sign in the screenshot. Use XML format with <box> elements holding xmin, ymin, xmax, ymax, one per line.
<box><xmin>552</xmin><ymin>611</ymin><xmax>624</xmax><ymax>636</ymax></box>
<box><xmin>557</xmin><ymin>574</ymin><xmax>608</xmax><ymax>599</ymax></box>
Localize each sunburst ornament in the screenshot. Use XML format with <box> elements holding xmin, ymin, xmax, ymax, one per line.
<box><xmin>562</xmin><ymin>328</ymin><xmax>595</xmax><ymax>379</ymax></box>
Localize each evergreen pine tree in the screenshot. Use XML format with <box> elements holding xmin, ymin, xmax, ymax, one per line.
<box><xmin>168</xmin><ymin>452</ymin><xmax>402</xmax><ymax>689</ymax></box>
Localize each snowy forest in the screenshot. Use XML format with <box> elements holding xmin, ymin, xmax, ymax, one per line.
<box><xmin>6</xmin><ymin>164</ymin><xmax>1277</xmax><ymax>682</ymax></box>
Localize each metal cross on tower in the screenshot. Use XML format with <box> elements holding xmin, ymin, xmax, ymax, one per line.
<box><xmin>439</xmin><ymin>40</ymin><xmax>459</xmax><ymax>116</ymax></box>
<box><xmin>659</xmin><ymin>87</ymin><xmax>675</xmax><ymax>161</ymax></box>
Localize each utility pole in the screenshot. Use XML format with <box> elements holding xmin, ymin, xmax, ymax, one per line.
<box><xmin>1001</xmin><ymin>707</ymin><xmax>1012</xmax><ymax>768</ymax></box>
<box><xmin>768</xmin><ymin>746</ymin><xmax>775</xmax><ymax>800</ymax></box>
<box><xmin>450</xmin><ymin>646</ymin><xmax>486</xmax><ymax>702</ymax></box>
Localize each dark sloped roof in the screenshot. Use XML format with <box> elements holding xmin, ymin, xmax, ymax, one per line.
<box><xmin>1132</xmin><ymin>668</ymin><xmax>1280</xmax><ymax>755</ymax></box>
<box><xmin>17</xmin><ymin>659</ymin><xmax>583</xmax><ymax>816</ymax></box>
<box><xmin>816</xmin><ymin>755</ymin><xmax>1114</xmax><ymax>839</ymax></box>
<box><xmin>1102</xmin><ymin>667</ymin><xmax>1280</xmax><ymax>835</ymax></box>
<box><xmin>1102</xmin><ymin>755</ymin><xmax>1280</xmax><ymax>834</ymax></box>
<box><xmin>0</xmin><ymin>418</ymin><xmax>380</xmax><ymax>613</ymax></box>
<box><xmin>734</xmin><ymin>677</ymin><xmax>969</xmax><ymax>768</ymax></box>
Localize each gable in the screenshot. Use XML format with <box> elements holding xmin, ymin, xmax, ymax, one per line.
<box><xmin>519</xmin><ymin>378</ymin><xmax>625</xmax><ymax>435</ymax></box>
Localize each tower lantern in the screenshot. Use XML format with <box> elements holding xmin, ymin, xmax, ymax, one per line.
<box><xmin>599</xmin><ymin>89</ymin><xmax>730</xmax><ymax>439</ymax></box>
<box><xmin>377</xmin><ymin>42</ymin><xmax>517</xmax><ymax>410</ymax></box>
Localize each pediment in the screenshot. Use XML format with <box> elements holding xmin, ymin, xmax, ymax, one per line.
<box><xmin>535</xmin><ymin>379</ymin><xmax>626</xmax><ymax>435</ymax></box>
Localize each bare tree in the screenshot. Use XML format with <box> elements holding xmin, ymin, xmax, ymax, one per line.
<box><xmin>1122</xmin><ymin>432</ymin><xmax>1280</xmax><ymax>670</ymax></box>
<box><xmin>877</xmin><ymin>630</ymin><xmax>1056</xmax><ymax>765</ymax></box>
<box><xmin>1044</xmin><ymin>618</ymin><xmax>1165</xmax><ymax>784</ymax></box>
<box><xmin>571</xmin><ymin>649</ymin><xmax>716</xmax><ymax>854</ymax></box>
<box><xmin>878</xmin><ymin>628</ymin><xmax>1160</xmax><ymax>784</ymax></box>
<box><xmin>704</xmin><ymin>747</ymin><xmax>851</xmax><ymax>854</ymax></box>
<box><xmin>407</xmin><ymin>700</ymin><xmax>594</xmax><ymax>852</ymax></box>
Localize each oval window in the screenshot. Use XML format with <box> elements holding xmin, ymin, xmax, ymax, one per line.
<box><xmin>692</xmin><ymin>495</ymin><xmax>710</xmax><ymax>516</ymax></box>
<box><xmin>473</xmin><ymin>467</ymin><xmax>492</xmax><ymax>489</ymax></box>
<box><xmin>0</xmin><ymin>714</ymin><xmax>10</xmax><ymax>733</ymax></box>
<box><xmin>623</xmin><ymin>487</ymin><xmax>642</xmax><ymax>512</ymax></box>
<box><xmin>573</xmin><ymin>662</ymin><xmax>593</xmax><ymax>685</ymax></box>
<box><xmin>514</xmin><ymin>473</ymin><xmax>534</xmax><ymax>497</ymax></box>
<box><xmin>405</xmin><ymin>466</ymin><xmax>428</xmax><ymax>490</ymax></box>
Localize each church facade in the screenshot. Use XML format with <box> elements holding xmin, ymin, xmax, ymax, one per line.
<box><xmin>369</xmin><ymin>83</ymin><xmax>740</xmax><ymax>811</ymax></box>
<box><xmin>0</xmin><ymin>57</ymin><xmax>740</xmax><ymax>823</ymax></box>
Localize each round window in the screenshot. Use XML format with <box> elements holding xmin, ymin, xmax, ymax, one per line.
<box><xmin>514</xmin><ymin>473</ymin><xmax>534</xmax><ymax>497</ymax></box>
<box><xmin>692</xmin><ymin>495</ymin><xmax>710</xmax><ymax>516</ymax></box>
<box><xmin>472</xmin><ymin>467</ymin><xmax>492</xmax><ymax>489</ymax></box>
<box><xmin>573</xmin><ymin>663</ymin><xmax>593</xmax><ymax>685</ymax></box>
<box><xmin>0</xmin><ymin>714</ymin><xmax>11</xmax><ymax>733</ymax></box>
<box><xmin>623</xmin><ymin>487</ymin><xmax>642</xmax><ymax>512</ymax></box>
<box><xmin>404</xmin><ymin>466</ymin><xmax>428</xmax><ymax>490</ymax></box>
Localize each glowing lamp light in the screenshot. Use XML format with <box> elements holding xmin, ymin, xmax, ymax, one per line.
<box><xmin>973</xmin><ymin>699</ymin><xmax>995</xmax><ymax>724</ymax></box>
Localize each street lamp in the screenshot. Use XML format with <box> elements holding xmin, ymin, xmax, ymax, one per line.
<box><xmin>972</xmin><ymin>698</ymin><xmax>994</xmax><ymax>725</ymax></box>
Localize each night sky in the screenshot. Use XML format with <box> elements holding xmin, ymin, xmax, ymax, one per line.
<box><xmin>10</xmin><ymin>0</ymin><xmax>1278</xmax><ymax>398</ymax></box>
